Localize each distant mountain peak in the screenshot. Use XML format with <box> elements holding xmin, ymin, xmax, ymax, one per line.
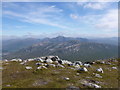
<box><xmin>54</xmin><ymin>36</ymin><xmax>66</xmax><ymax>39</ymax></box>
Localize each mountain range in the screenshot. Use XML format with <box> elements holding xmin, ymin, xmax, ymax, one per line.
<box><xmin>2</xmin><ymin>36</ymin><xmax>118</xmax><ymax>62</ymax></box>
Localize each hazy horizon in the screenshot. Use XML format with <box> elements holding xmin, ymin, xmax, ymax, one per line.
<box><xmin>1</xmin><ymin>34</ymin><xmax>119</xmax><ymax>40</ymax></box>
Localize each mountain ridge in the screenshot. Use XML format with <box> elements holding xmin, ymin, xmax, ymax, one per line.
<box><xmin>3</xmin><ymin>36</ymin><xmax>118</xmax><ymax>62</ymax></box>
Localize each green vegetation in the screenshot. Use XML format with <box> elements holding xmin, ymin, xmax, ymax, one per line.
<box><xmin>2</xmin><ymin>59</ymin><xmax>118</xmax><ymax>88</ymax></box>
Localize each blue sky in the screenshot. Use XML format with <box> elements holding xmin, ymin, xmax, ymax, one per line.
<box><xmin>2</xmin><ymin>2</ymin><xmax>118</xmax><ymax>39</ymax></box>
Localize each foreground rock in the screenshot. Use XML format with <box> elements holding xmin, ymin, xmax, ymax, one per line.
<box><xmin>77</xmin><ymin>67</ymin><xmax>88</xmax><ymax>73</ymax></box>
<box><xmin>25</xmin><ymin>66</ymin><xmax>32</xmax><ymax>70</ymax></box>
<box><xmin>83</xmin><ymin>82</ymin><xmax>101</xmax><ymax>88</ymax></box>
<box><xmin>96</xmin><ymin>68</ymin><xmax>104</xmax><ymax>73</ymax></box>
<box><xmin>64</xmin><ymin>77</ymin><xmax>70</xmax><ymax>81</ymax></box>
<box><xmin>94</xmin><ymin>73</ymin><xmax>102</xmax><ymax>78</ymax></box>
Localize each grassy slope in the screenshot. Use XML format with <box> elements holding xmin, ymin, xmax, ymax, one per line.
<box><xmin>2</xmin><ymin>59</ymin><xmax>118</xmax><ymax>88</ymax></box>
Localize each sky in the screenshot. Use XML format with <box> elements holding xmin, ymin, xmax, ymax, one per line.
<box><xmin>2</xmin><ymin>2</ymin><xmax>118</xmax><ymax>39</ymax></box>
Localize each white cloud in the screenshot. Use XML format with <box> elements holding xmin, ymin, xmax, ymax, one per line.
<box><xmin>3</xmin><ymin>2</ymin><xmax>118</xmax><ymax>38</ymax></box>
<box><xmin>3</xmin><ymin>3</ymin><xmax>71</xmax><ymax>30</ymax></box>
<box><xmin>83</xmin><ymin>2</ymin><xmax>108</xmax><ymax>10</ymax></box>
<box><xmin>95</xmin><ymin>9</ymin><xmax>118</xmax><ymax>30</ymax></box>
<box><xmin>15</xmin><ymin>25</ymin><xmax>27</xmax><ymax>29</ymax></box>
<box><xmin>77</xmin><ymin>2</ymin><xmax>109</xmax><ymax>10</ymax></box>
<box><xmin>3</xmin><ymin>11</ymin><xmax>25</xmax><ymax>18</ymax></box>
<box><xmin>51</xmin><ymin>5</ymin><xmax>56</xmax><ymax>8</ymax></box>
<box><xmin>70</xmin><ymin>9</ymin><xmax>118</xmax><ymax>32</ymax></box>
<box><xmin>3</xmin><ymin>10</ymin><xmax>69</xmax><ymax>29</ymax></box>
<box><xmin>70</xmin><ymin>14</ymin><xmax>78</xmax><ymax>19</ymax></box>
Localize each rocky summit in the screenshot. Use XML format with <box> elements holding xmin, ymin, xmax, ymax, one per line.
<box><xmin>2</xmin><ymin>56</ymin><xmax>119</xmax><ymax>88</ymax></box>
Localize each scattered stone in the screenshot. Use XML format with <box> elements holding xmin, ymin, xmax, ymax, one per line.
<box><xmin>83</xmin><ymin>82</ymin><xmax>101</xmax><ymax>88</ymax></box>
<box><xmin>51</xmin><ymin>57</ymin><xmax>58</xmax><ymax>61</ymax></box>
<box><xmin>80</xmin><ymin>79</ymin><xmax>88</xmax><ymax>85</ymax></box>
<box><xmin>66</xmin><ymin>86</ymin><xmax>79</xmax><ymax>90</ymax></box>
<box><xmin>42</xmin><ymin>66</ymin><xmax>47</xmax><ymax>69</ymax></box>
<box><xmin>49</xmin><ymin>64</ymin><xmax>56</xmax><ymax>67</ymax></box>
<box><xmin>67</xmin><ymin>67</ymin><xmax>75</xmax><ymax>70</ymax></box>
<box><xmin>13</xmin><ymin>59</ymin><xmax>20</xmax><ymax>62</ymax></box>
<box><xmin>86</xmin><ymin>77</ymin><xmax>91</xmax><ymax>79</ymax></box>
<box><xmin>20</xmin><ymin>62</ymin><xmax>25</xmax><ymax>65</ymax></box>
<box><xmin>100</xmin><ymin>61</ymin><xmax>105</xmax><ymax>64</ymax></box>
<box><xmin>96</xmin><ymin>68</ymin><xmax>104</xmax><ymax>73</ymax></box>
<box><xmin>46</xmin><ymin>59</ymin><xmax>53</xmax><ymax>63</ymax></box>
<box><xmin>10</xmin><ymin>59</ymin><xmax>18</xmax><ymax>62</ymax></box>
<box><xmin>24</xmin><ymin>60</ymin><xmax>27</xmax><ymax>63</ymax></box>
<box><xmin>77</xmin><ymin>67</ymin><xmax>88</xmax><ymax>72</ymax></box>
<box><xmin>0</xmin><ymin>67</ymin><xmax>3</xmax><ymax>70</ymax></box>
<box><xmin>37</xmin><ymin>66</ymin><xmax>42</xmax><ymax>70</ymax></box>
<box><xmin>54</xmin><ymin>61</ymin><xmax>59</xmax><ymax>64</ymax></box>
<box><xmin>36</xmin><ymin>58</ymin><xmax>44</xmax><ymax>62</ymax></box>
<box><xmin>25</xmin><ymin>66</ymin><xmax>32</xmax><ymax>70</ymax></box>
<box><xmin>112</xmin><ymin>67</ymin><xmax>117</xmax><ymax>70</ymax></box>
<box><xmin>44</xmin><ymin>64</ymin><xmax>49</xmax><ymax>67</ymax></box>
<box><xmin>44</xmin><ymin>63</ymin><xmax>48</xmax><ymax>66</ymax></box>
<box><xmin>36</xmin><ymin>62</ymin><xmax>42</xmax><ymax>66</ymax></box>
<box><xmin>6</xmin><ymin>84</ymin><xmax>11</xmax><ymax>87</ymax></box>
<box><xmin>64</xmin><ymin>77</ymin><xmax>70</xmax><ymax>81</ymax></box>
<box><xmin>95</xmin><ymin>81</ymin><xmax>102</xmax><ymax>84</ymax></box>
<box><xmin>4</xmin><ymin>60</ymin><xmax>8</xmax><ymax>62</ymax></box>
<box><xmin>62</xmin><ymin>60</ymin><xmax>72</xmax><ymax>65</ymax></box>
<box><xmin>74</xmin><ymin>64</ymin><xmax>80</xmax><ymax>69</ymax></box>
<box><xmin>83</xmin><ymin>64</ymin><xmax>91</xmax><ymax>67</ymax></box>
<box><xmin>68</xmin><ymin>63</ymin><xmax>73</xmax><ymax>66</ymax></box>
<box><xmin>16</xmin><ymin>71</ymin><xmax>19</xmax><ymax>73</ymax></box>
<box><xmin>27</xmin><ymin>59</ymin><xmax>34</xmax><ymax>62</ymax></box>
<box><xmin>88</xmin><ymin>79</ymin><xmax>96</xmax><ymax>83</ymax></box>
<box><xmin>17</xmin><ymin>59</ymin><xmax>22</xmax><ymax>62</ymax></box>
<box><xmin>3</xmin><ymin>56</ymin><xmax>117</xmax><ymax>88</ymax></box>
<box><xmin>105</xmin><ymin>62</ymin><xmax>111</xmax><ymax>65</ymax></box>
<box><xmin>37</xmin><ymin>66</ymin><xmax>47</xmax><ymax>70</ymax></box>
<box><xmin>95</xmin><ymin>74</ymin><xmax>102</xmax><ymax>78</ymax></box>
<box><xmin>76</xmin><ymin>73</ymin><xmax>80</xmax><ymax>76</ymax></box>
<box><xmin>56</xmin><ymin>64</ymin><xmax>65</xmax><ymax>68</ymax></box>
<box><xmin>84</xmin><ymin>61</ymin><xmax>94</xmax><ymax>65</ymax></box>
<box><xmin>58</xmin><ymin>60</ymin><xmax>63</xmax><ymax>64</ymax></box>
<box><xmin>73</xmin><ymin>61</ymin><xmax>83</xmax><ymax>66</ymax></box>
